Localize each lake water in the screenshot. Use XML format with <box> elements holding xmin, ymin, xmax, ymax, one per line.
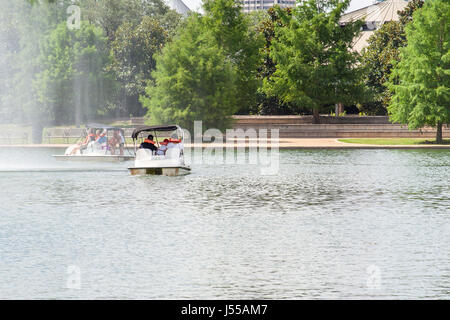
<box><xmin>0</xmin><ymin>147</ymin><xmax>448</xmax><ymax>299</ymax></box>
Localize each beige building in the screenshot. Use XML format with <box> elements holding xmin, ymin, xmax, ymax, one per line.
<box><xmin>242</xmin><ymin>0</ymin><xmax>297</xmax><ymax>13</ymax></box>
<box><xmin>166</xmin><ymin>0</ymin><xmax>191</xmax><ymax>16</ymax></box>
<box><xmin>340</xmin><ymin>0</ymin><xmax>410</xmax><ymax>52</ymax></box>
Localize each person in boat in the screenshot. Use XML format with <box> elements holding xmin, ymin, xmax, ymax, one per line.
<box><xmin>87</xmin><ymin>129</ymin><xmax>96</xmax><ymax>142</ymax></box>
<box><xmin>67</xmin><ymin>128</ymin><xmax>95</xmax><ymax>155</ymax></box>
<box><xmin>117</xmin><ymin>129</ymin><xmax>125</xmax><ymax>155</ymax></box>
<box><xmin>139</xmin><ymin>134</ymin><xmax>157</xmax><ymax>152</ymax></box>
<box><xmin>81</xmin><ymin>128</ymin><xmax>96</xmax><ymax>150</ymax></box>
<box><xmin>156</xmin><ymin>138</ymin><xmax>169</xmax><ymax>155</ymax></box>
<box><xmin>109</xmin><ymin>129</ymin><xmax>126</xmax><ymax>155</ymax></box>
<box><xmin>167</xmin><ymin>134</ymin><xmax>181</xmax><ymax>149</ymax></box>
<box><xmin>95</xmin><ymin>129</ymin><xmax>107</xmax><ymax>144</ymax></box>
<box><xmin>108</xmin><ymin>130</ymin><xmax>118</xmax><ymax>155</ymax></box>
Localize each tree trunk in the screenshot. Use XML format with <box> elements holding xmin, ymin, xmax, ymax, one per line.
<box><xmin>313</xmin><ymin>108</ymin><xmax>320</xmax><ymax>124</ymax></box>
<box><xmin>335</xmin><ymin>103</ymin><xmax>344</xmax><ymax>116</ymax></box>
<box><xmin>436</xmin><ymin>121</ymin><xmax>443</xmax><ymax>144</ymax></box>
<box><xmin>338</xmin><ymin>103</ymin><xmax>344</xmax><ymax>115</ymax></box>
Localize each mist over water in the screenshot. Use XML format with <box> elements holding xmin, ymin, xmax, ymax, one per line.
<box><xmin>0</xmin><ymin>147</ymin><xmax>130</xmax><ymax>172</ymax></box>
<box><xmin>0</xmin><ymin>0</ymin><xmax>75</xmax><ymax>136</ymax></box>
<box><xmin>0</xmin><ymin>0</ymin><xmax>179</xmax><ymax>143</ymax></box>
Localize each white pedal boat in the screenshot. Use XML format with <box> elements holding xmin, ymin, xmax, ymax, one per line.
<box><xmin>128</xmin><ymin>125</ymin><xmax>191</xmax><ymax>176</ymax></box>
<box><xmin>53</xmin><ymin>124</ymin><xmax>134</xmax><ymax>162</ymax></box>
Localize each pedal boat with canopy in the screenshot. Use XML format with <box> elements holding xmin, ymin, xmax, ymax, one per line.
<box><xmin>128</xmin><ymin>125</ymin><xmax>191</xmax><ymax>176</ymax></box>
<box><xmin>52</xmin><ymin>123</ymin><xmax>134</xmax><ymax>162</ymax></box>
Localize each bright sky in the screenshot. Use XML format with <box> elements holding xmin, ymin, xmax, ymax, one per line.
<box><xmin>182</xmin><ymin>0</ymin><xmax>376</xmax><ymax>12</ymax></box>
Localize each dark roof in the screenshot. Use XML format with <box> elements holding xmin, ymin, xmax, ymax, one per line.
<box><xmin>131</xmin><ymin>125</ymin><xmax>180</xmax><ymax>139</ymax></box>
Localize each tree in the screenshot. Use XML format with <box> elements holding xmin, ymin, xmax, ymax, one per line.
<box><xmin>398</xmin><ymin>0</ymin><xmax>425</xmax><ymax>25</ymax></box>
<box><xmin>362</xmin><ymin>22</ymin><xmax>405</xmax><ymax>114</ymax></box>
<box><xmin>83</xmin><ymin>0</ymin><xmax>181</xmax><ymax>117</ymax></box>
<box><xmin>387</xmin><ymin>0</ymin><xmax>449</xmax><ymax>144</ymax></box>
<box><xmin>141</xmin><ymin>15</ymin><xmax>238</xmax><ymax>132</ymax></box>
<box><xmin>253</xmin><ymin>7</ymin><xmax>306</xmax><ymax>115</ymax></box>
<box><xmin>109</xmin><ymin>16</ymin><xmax>170</xmax><ymax>117</ymax></box>
<box><xmin>263</xmin><ymin>0</ymin><xmax>364</xmax><ymax>122</ymax></box>
<box><xmin>361</xmin><ymin>0</ymin><xmax>424</xmax><ymax>115</ymax></box>
<box><xmin>142</xmin><ymin>0</ymin><xmax>262</xmax><ymax>130</ymax></box>
<box><xmin>0</xmin><ymin>0</ymin><xmax>22</xmax><ymax>123</ymax></box>
<box><xmin>35</xmin><ymin>22</ymin><xmax>112</xmax><ymax>126</ymax></box>
<box><xmin>202</xmin><ymin>0</ymin><xmax>263</xmax><ymax>114</ymax></box>
<box><xmin>83</xmin><ymin>0</ymin><xmax>169</xmax><ymax>42</ymax></box>
<box><xmin>0</xmin><ymin>0</ymin><xmax>75</xmax><ymax>141</ymax></box>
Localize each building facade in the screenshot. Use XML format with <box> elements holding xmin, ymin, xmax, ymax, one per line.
<box><xmin>166</xmin><ymin>0</ymin><xmax>191</xmax><ymax>16</ymax></box>
<box><xmin>340</xmin><ymin>0</ymin><xmax>410</xmax><ymax>52</ymax></box>
<box><xmin>242</xmin><ymin>0</ymin><xmax>297</xmax><ymax>13</ymax></box>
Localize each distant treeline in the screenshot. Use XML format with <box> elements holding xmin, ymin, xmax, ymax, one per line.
<box><xmin>0</xmin><ymin>0</ymin><xmax>181</xmax><ymax>127</ymax></box>
<box><xmin>0</xmin><ymin>0</ymin><xmax>447</xmax><ymax>141</ymax></box>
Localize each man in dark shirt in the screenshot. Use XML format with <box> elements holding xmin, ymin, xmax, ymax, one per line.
<box><xmin>139</xmin><ymin>134</ymin><xmax>157</xmax><ymax>152</ymax></box>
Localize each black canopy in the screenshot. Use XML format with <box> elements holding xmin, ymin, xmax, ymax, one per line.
<box><xmin>131</xmin><ymin>125</ymin><xmax>180</xmax><ymax>139</ymax></box>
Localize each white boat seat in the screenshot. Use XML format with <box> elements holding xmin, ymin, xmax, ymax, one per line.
<box><xmin>136</xmin><ymin>148</ymin><xmax>153</xmax><ymax>161</ymax></box>
<box><xmin>165</xmin><ymin>147</ymin><xmax>180</xmax><ymax>159</ymax></box>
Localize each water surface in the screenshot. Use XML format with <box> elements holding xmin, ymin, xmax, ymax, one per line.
<box><xmin>0</xmin><ymin>147</ymin><xmax>448</xmax><ymax>299</ymax></box>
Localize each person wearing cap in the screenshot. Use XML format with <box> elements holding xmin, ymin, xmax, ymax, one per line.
<box><xmin>167</xmin><ymin>133</ymin><xmax>181</xmax><ymax>149</ymax></box>
<box><xmin>169</xmin><ymin>137</ymin><xmax>181</xmax><ymax>143</ymax></box>
<box><xmin>139</xmin><ymin>134</ymin><xmax>157</xmax><ymax>152</ymax></box>
<box><xmin>111</xmin><ymin>129</ymin><xmax>126</xmax><ymax>155</ymax></box>
<box><xmin>169</xmin><ymin>132</ymin><xmax>181</xmax><ymax>144</ymax></box>
<box><xmin>156</xmin><ymin>138</ymin><xmax>169</xmax><ymax>155</ymax></box>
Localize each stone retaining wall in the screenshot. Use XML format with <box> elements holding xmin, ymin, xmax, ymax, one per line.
<box><xmin>232</xmin><ymin>116</ymin><xmax>449</xmax><ymax>138</ymax></box>
<box><xmin>232</xmin><ymin>115</ymin><xmax>391</xmax><ymax>124</ymax></box>
<box><xmin>10</xmin><ymin>116</ymin><xmax>447</xmax><ymax>143</ymax></box>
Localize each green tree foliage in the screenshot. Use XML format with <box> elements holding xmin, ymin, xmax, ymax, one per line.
<box><xmin>109</xmin><ymin>16</ymin><xmax>170</xmax><ymax>117</ymax></box>
<box><xmin>253</xmin><ymin>7</ymin><xmax>305</xmax><ymax>115</ymax></box>
<box><xmin>141</xmin><ymin>15</ymin><xmax>238</xmax><ymax>131</ymax></box>
<box><xmin>263</xmin><ymin>0</ymin><xmax>364</xmax><ymax>122</ymax></box>
<box><xmin>0</xmin><ymin>0</ymin><xmax>185</xmax><ymax>143</ymax></box>
<box><xmin>83</xmin><ymin>0</ymin><xmax>169</xmax><ymax>41</ymax></box>
<box><xmin>0</xmin><ymin>0</ymin><xmax>73</xmax><ymax>128</ymax></box>
<box><xmin>142</xmin><ymin>0</ymin><xmax>261</xmax><ymax>130</ymax></box>
<box><xmin>202</xmin><ymin>0</ymin><xmax>263</xmax><ymax>114</ymax></box>
<box><xmin>0</xmin><ymin>1</ymin><xmax>22</xmax><ymax>123</ymax></box>
<box><xmin>361</xmin><ymin>22</ymin><xmax>405</xmax><ymax>115</ymax></box>
<box><xmin>83</xmin><ymin>0</ymin><xmax>181</xmax><ymax>117</ymax></box>
<box><xmin>387</xmin><ymin>0</ymin><xmax>449</xmax><ymax>143</ymax></box>
<box><xmin>257</xmin><ymin>8</ymin><xmax>289</xmax><ymax>83</ymax></box>
<box><xmin>35</xmin><ymin>22</ymin><xmax>112</xmax><ymax>125</ymax></box>
<box><xmin>361</xmin><ymin>0</ymin><xmax>424</xmax><ymax>115</ymax></box>
<box><xmin>398</xmin><ymin>0</ymin><xmax>425</xmax><ymax>25</ymax></box>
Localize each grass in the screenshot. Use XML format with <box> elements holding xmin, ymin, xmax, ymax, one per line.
<box><xmin>338</xmin><ymin>138</ymin><xmax>450</xmax><ymax>145</ymax></box>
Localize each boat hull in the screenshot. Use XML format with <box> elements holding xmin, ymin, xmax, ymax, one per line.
<box><xmin>53</xmin><ymin>155</ymin><xmax>134</xmax><ymax>162</ymax></box>
<box><xmin>128</xmin><ymin>166</ymin><xmax>191</xmax><ymax>176</ymax></box>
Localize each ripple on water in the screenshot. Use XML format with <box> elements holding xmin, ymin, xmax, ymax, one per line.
<box><xmin>0</xmin><ymin>147</ymin><xmax>448</xmax><ymax>299</ymax></box>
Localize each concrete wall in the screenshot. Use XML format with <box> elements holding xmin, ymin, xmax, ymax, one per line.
<box><xmin>233</xmin><ymin>115</ymin><xmax>391</xmax><ymax>124</ymax></box>
<box><xmin>232</xmin><ymin>116</ymin><xmax>450</xmax><ymax>138</ymax></box>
